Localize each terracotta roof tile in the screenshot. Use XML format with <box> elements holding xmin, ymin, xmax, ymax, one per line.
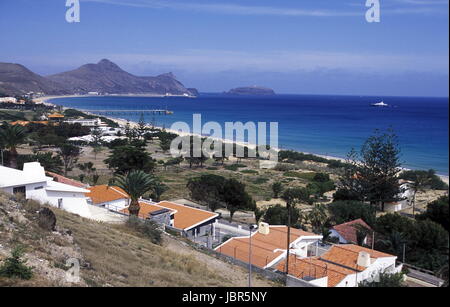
<box><xmin>46</xmin><ymin>171</ymin><xmax>88</xmax><ymax>188</ymax></box>
<box><xmin>121</xmin><ymin>201</ymin><xmax>175</xmax><ymax>219</ymax></box>
<box><xmin>320</xmin><ymin>244</ymin><xmax>396</xmax><ymax>272</ymax></box>
<box><xmin>279</xmin><ymin>244</ymin><xmax>396</xmax><ymax>287</ymax></box>
<box><xmin>121</xmin><ymin>201</ymin><xmax>218</xmax><ymax>230</ymax></box>
<box><xmin>156</xmin><ymin>201</ymin><xmax>218</xmax><ymax>230</ymax></box>
<box><xmin>332</xmin><ymin>219</ymin><xmax>373</xmax><ymax>245</ymax></box>
<box><xmin>215</xmin><ymin>226</ymin><xmax>318</xmax><ymax>268</ymax></box>
<box><xmin>277</xmin><ymin>256</ymin><xmax>355</xmax><ymax>287</ymax></box>
<box><xmin>86</xmin><ymin>185</ymin><xmax>129</xmax><ymax>205</ymax></box>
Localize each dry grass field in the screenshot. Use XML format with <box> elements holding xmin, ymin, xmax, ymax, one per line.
<box><xmin>0</xmin><ymin>192</ymin><xmax>276</xmax><ymax>287</ymax></box>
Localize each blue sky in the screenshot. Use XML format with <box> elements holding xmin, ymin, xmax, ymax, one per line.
<box><xmin>0</xmin><ymin>0</ymin><xmax>448</xmax><ymax>96</ymax></box>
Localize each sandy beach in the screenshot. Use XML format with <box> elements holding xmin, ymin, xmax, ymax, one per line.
<box><xmin>35</xmin><ymin>95</ymin><xmax>450</xmax><ymax>184</ymax></box>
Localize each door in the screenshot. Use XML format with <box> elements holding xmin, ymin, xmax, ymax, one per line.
<box><xmin>13</xmin><ymin>186</ymin><xmax>26</xmax><ymax>198</ymax></box>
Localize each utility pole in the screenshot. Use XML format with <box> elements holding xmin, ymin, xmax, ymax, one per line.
<box><xmin>403</xmin><ymin>243</ymin><xmax>406</xmax><ymax>263</ymax></box>
<box><xmin>248</xmin><ymin>224</ymin><xmax>257</xmax><ymax>287</ymax></box>
<box><xmin>372</xmin><ymin>231</ymin><xmax>375</xmax><ymax>250</ymax></box>
<box><xmin>285</xmin><ymin>203</ymin><xmax>291</xmax><ymax>275</ymax></box>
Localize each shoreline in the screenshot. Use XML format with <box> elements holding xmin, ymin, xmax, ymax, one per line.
<box><xmin>38</xmin><ymin>95</ymin><xmax>450</xmax><ymax>183</ymax></box>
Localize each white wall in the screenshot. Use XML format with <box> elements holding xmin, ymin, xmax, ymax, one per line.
<box><xmin>97</xmin><ymin>198</ymin><xmax>129</xmax><ymax>211</ymax></box>
<box><xmin>45</xmin><ymin>190</ymin><xmax>91</xmax><ymax>218</ymax></box>
<box><xmin>335</xmin><ymin>256</ymin><xmax>400</xmax><ymax>287</ymax></box>
<box><xmin>329</xmin><ymin>229</ymin><xmax>348</xmax><ymax>244</ymax></box>
<box><xmin>1</xmin><ymin>183</ymin><xmax>91</xmax><ymax>218</ymax></box>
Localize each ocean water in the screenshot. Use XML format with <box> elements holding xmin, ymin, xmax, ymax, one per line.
<box><xmin>50</xmin><ymin>94</ymin><xmax>449</xmax><ymax>175</ymax></box>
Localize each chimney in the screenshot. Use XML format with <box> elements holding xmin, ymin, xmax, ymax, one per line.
<box><xmin>356</xmin><ymin>251</ymin><xmax>371</xmax><ymax>268</ymax></box>
<box><xmin>23</xmin><ymin>162</ymin><xmax>46</xmax><ymax>181</ymax></box>
<box><xmin>258</xmin><ymin>222</ymin><xmax>270</xmax><ymax>235</ymax></box>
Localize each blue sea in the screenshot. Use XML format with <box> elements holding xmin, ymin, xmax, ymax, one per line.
<box><xmin>50</xmin><ymin>94</ymin><xmax>449</xmax><ymax>175</ymax></box>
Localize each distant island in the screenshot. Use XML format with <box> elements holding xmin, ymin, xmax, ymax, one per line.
<box><xmin>0</xmin><ymin>59</ymin><xmax>198</xmax><ymax>97</ymax></box>
<box><xmin>225</xmin><ymin>86</ymin><xmax>275</xmax><ymax>96</ymax></box>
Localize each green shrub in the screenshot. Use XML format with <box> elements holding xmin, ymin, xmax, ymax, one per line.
<box><xmin>126</xmin><ymin>217</ymin><xmax>162</xmax><ymax>245</ymax></box>
<box><xmin>283</xmin><ymin>171</ymin><xmax>316</xmax><ymax>180</ymax></box>
<box><xmin>22</xmin><ymin>199</ymin><xmax>41</xmax><ymax>213</ymax></box>
<box><xmin>0</xmin><ymin>246</ymin><xmax>33</xmax><ymax>280</ymax></box>
<box><xmin>224</xmin><ymin>164</ymin><xmax>246</xmax><ymax>171</ymax></box>
<box><xmin>274</xmin><ymin>163</ymin><xmax>297</xmax><ymax>172</ymax></box>
<box><xmin>240</xmin><ymin>169</ymin><xmax>259</xmax><ymax>174</ymax></box>
<box><xmin>253</xmin><ymin>177</ymin><xmax>269</xmax><ymax>185</ymax></box>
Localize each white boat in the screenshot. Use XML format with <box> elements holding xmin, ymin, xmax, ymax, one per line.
<box><xmin>371</xmin><ymin>101</ymin><xmax>389</xmax><ymax>107</ymax></box>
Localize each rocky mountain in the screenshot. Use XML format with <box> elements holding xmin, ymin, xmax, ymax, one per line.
<box><xmin>47</xmin><ymin>59</ymin><xmax>197</xmax><ymax>96</ymax></box>
<box><xmin>0</xmin><ymin>62</ymin><xmax>69</xmax><ymax>96</ymax></box>
<box><xmin>0</xmin><ymin>59</ymin><xmax>197</xmax><ymax>97</ymax></box>
<box><xmin>225</xmin><ymin>86</ymin><xmax>275</xmax><ymax>96</ymax></box>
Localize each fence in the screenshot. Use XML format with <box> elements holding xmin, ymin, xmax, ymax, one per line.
<box><xmin>202</xmin><ymin>245</ymin><xmax>286</xmax><ymax>283</ymax></box>
<box><xmin>93</xmin><ymin>202</ymin><xmax>153</xmax><ymax>221</ymax></box>
<box><xmin>216</xmin><ymin>244</ymin><xmax>274</xmax><ymax>269</ymax></box>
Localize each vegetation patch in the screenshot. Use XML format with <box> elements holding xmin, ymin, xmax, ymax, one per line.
<box><xmin>283</xmin><ymin>171</ymin><xmax>316</xmax><ymax>180</ymax></box>
<box><xmin>224</xmin><ymin>164</ymin><xmax>247</xmax><ymax>171</ymax></box>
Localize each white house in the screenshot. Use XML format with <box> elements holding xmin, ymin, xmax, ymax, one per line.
<box><xmin>279</xmin><ymin>244</ymin><xmax>402</xmax><ymax>287</ymax></box>
<box><xmin>64</xmin><ymin>118</ymin><xmax>107</xmax><ymax>127</ymax></box>
<box><xmin>0</xmin><ymin>162</ymin><xmax>91</xmax><ymax>218</ymax></box>
<box><xmin>0</xmin><ymin>97</ymin><xmax>17</xmax><ymax>103</ymax></box>
<box><xmin>86</xmin><ymin>185</ymin><xmax>130</xmax><ymax>210</ymax></box>
<box><xmin>329</xmin><ymin>219</ymin><xmax>374</xmax><ymax>246</ymax></box>
<box><xmin>215</xmin><ymin>223</ymin><xmax>323</xmax><ymax>269</ymax></box>
<box><xmin>385</xmin><ymin>180</ymin><xmax>415</xmax><ymax>212</ymax></box>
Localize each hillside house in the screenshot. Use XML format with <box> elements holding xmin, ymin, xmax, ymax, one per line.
<box><xmin>121</xmin><ymin>200</ymin><xmax>219</xmax><ymax>239</ymax></box>
<box><xmin>278</xmin><ymin>244</ymin><xmax>402</xmax><ymax>287</ymax></box>
<box><xmin>330</xmin><ymin>219</ymin><xmax>374</xmax><ymax>246</ymax></box>
<box><xmin>0</xmin><ymin>162</ymin><xmax>91</xmax><ymax>218</ymax></box>
<box><xmin>215</xmin><ymin>223</ymin><xmax>323</xmax><ymax>269</ymax></box>
<box><xmin>86</xmin><ymin>185</ymin><xmax>130</xmax><ymax>210</ymax></box>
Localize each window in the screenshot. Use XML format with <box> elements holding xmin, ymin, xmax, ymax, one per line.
<box><xmin>34</xmin><ymin>186</ymin><xmax>44</xmax><ymax>190</ymax></box>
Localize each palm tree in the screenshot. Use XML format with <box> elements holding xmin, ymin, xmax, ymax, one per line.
<box><xmin>0</xmin><ymin>123</ymin><xmax>27</xmax><ymax>169</ymax></box>
<box><xmin>308</xmin><ymin>204</ymin><xmax>328</xmax><ymax>234</ymax></box>
<box><xmin>380</xmin><ymin>231</ymin><xmax>408</xmax><ymax>260</ymax></box>
<box><xmin>114</xmin><ymin>170</ymin><xmax>156</xmax><ymax>217</ymax></box>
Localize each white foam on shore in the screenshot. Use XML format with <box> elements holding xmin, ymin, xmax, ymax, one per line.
<box><xmin>37</xmin><ymin>95</ymin><xmax>450</xmax><ymax>182</ymax></box>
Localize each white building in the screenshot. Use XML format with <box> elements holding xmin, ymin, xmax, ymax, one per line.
<box><xmin>385</xmin><ymin>180</ymin><xmax>415</xmax><ymax>212</ymax></box>
<box><xmin>86</xmin><ymin>185</ymin><xmax>130</xmax><ymax>210</ymax></box>
<box><xmin>0</xmin><ymin>97</ymin><xmax>17</xmax><ymax>103</ymax></box>
<box><xmin>64</xmin><ymin>118</ymin><xmax>107</xmax><ymax>127</ymax></box>
<box><xmin>0</xmin><ymin>162</ymin><xmax>91</xmax><ymax>218</ymax></box>
<box><xmin>215</xmin><ymin>223</ymin><xmax>323</xmax><ymax>269</ymax></box>
<box><xmin>279</xmin><ymin>244</ymin><xmax>402</xmax><ymax>287</ymax></box>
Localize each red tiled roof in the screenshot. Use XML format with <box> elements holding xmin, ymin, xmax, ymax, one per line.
<box><xmin>332</xmin><ymin>219</ymin><xmax>373</xmax><ymax>245</ymax></box>
<box><xmin>278</xmin><ymin>244</ymin><xmax>397</xmax><ymax>287</ymax></box>
<box><xmin>121</xmin><ymin>201</ymin><xmax>176</xmax><ymax>219</ymax></box>
<box><xmin>277</xmin><ymin>255</ymin><xmax>355</xmax><ymax>287</ymax></box>
<box><xmin>156</xmin><ymin>201</ymin><xmax>218</xmax><ymax>230</ymax></box>
<box><xmin>320</xmin><ymin>244</ymin><xmax>396</xmax><ymax>272</ymax></box>
<box><xmin>86</xmin><ymin>185</ymin><xmax>129</xmax><ymax>204</ymax></box>
<box><xmin>215</xmin><ymin>226</ymin><xmax>319</xmax><ymax>268</ymax></box>
<box><xmin>46</xmin><ymin>171</ymin><xmax>88</xmax><ymax>188</ymax></box>
<box><xmin>121</xmin><ymin>201</ymin><xmax>218</xmax><ymax>231</ymax></box>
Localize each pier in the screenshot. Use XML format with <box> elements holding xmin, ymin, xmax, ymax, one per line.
<box><xmin>80</xmin><ymin>109</ymin><xmax>174</xmax><ymax>115</ymax></box>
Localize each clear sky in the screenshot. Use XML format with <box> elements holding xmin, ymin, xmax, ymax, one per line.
<box><xmin>0</xmin><ymin>0</ymin><xmax>448</xmax><ymax>96</ymax></box>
